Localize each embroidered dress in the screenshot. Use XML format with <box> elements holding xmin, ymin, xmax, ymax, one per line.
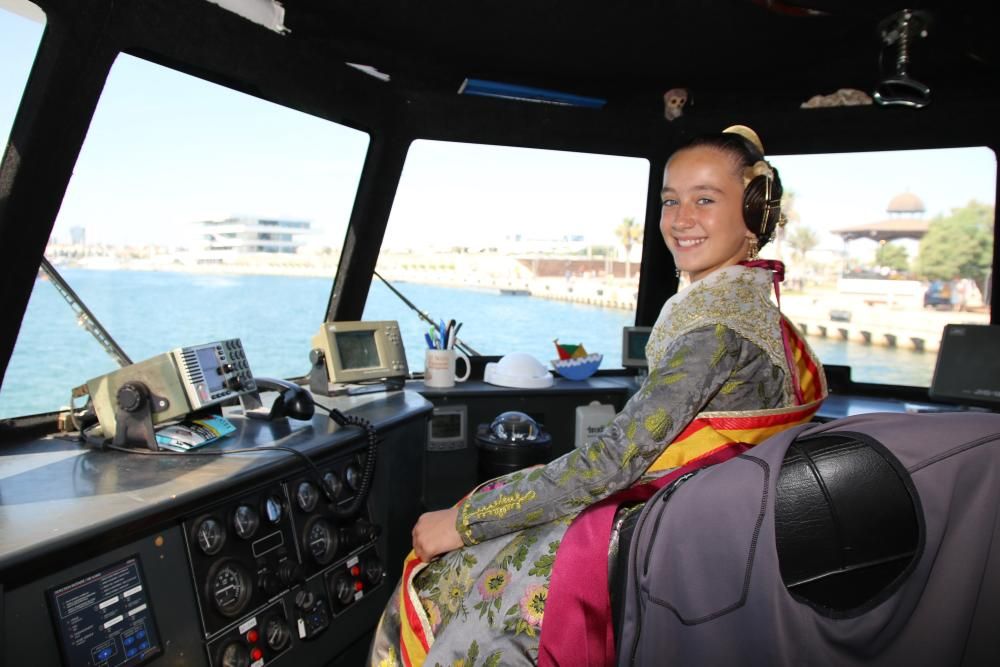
<box><xmin>369</xmin><ymin>264</ymin><xmax>826</xmax><ymax>667</ymax></box>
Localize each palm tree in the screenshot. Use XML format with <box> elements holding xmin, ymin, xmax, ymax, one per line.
<box><xmin>615</xmin><ymin>217</ymin><xmax>644</xmax><ymax>280</ymax></box>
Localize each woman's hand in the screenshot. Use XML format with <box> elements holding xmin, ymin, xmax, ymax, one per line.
<box><xmin>412</xmin><ymin>507</ymin><xmax>463</xmax><ymax>562</ymax></box>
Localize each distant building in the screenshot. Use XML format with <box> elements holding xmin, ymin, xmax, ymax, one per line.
<box><xmin>831</xmin><ymin>191</ymin><xmax>929</xmax><ymax>243</ymax></box>
<box><xmin>70</xmin><ymin>226</ymin><xmax>86</xmax><ymax>245</ymax></box>
<box><xmin>194</xmin><ymin>217</ymin><xmax>310</xmax><ymax>259</ymax></box>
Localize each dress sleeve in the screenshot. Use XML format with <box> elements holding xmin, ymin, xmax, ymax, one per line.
<box><xmin>456</xmin><ymin>324</ymin><xmax>774</xmax><ymax>545</ymax></box>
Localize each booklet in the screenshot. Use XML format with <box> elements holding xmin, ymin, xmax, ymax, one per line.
<box><xmin>155</xmin><ymin>415</ymin><xmax>236</xmax><ymax>452</ymax></box>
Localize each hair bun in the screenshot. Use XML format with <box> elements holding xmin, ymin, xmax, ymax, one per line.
<box><xmin>723</xmin><ymin>125</ymin><xmax>765</xmax><ymax>155</ymax></box>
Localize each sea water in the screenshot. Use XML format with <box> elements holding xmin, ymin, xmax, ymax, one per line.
<box><xmin>0</xmin><ymin>269</ymin><xmax>935</xmax><ymax>418</ymax></box>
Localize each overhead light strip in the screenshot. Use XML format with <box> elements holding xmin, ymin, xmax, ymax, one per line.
<box><xmin>459</xmin><ymin>78</ymin><xmax>606</xmax><ymax>108</ymax></box>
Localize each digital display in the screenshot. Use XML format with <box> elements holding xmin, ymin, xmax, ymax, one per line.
<box><xmin>627</xmin><ymin>330</ymin><xmax>651</xmax><ymax>362</ymax></box>
<box><xmin>427</xmin><ymin>406</ymin><xmax>467</xmax><ymax>451</ymax></box>
<box><xmin>335</xmin><ymin>330</ymin><xmax>381</xmax><ymax>370</ymax></box>
<box><xmin>931</xmin><ymin>324</ymin><xmax>1000</xmax><ymax>406</ymax></box>
<box><xmin>196</xmin><ymin>346</ymin><xmax>225</xmax><ymax>393</ymax></box>
<box><xmin>431</xmin><ymin>412</ymin><xmax>463</xmax><ymax>439</ymax></box>
<box><xmin>48</xmin><ymin>556</ymin><xmax>163</xmax><ymax>667</ymax></box>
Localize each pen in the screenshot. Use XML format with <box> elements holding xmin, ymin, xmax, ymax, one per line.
<box><xmin>425</xmin><ymin>332</ymin><xmax>434</xmax><ymax>349</ymax></box>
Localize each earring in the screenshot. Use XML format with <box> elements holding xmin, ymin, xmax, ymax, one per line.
<box><xmin>746</xmin><ymin>236</ymin><xmax>759</xmax><ymax>261</ymax></box>
<box><xmin>674</xmin><ymin>268</ymin><xmax>681</xmax><ymax>278</ymax></box>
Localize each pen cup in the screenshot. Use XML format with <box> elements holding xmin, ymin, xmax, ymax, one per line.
<box><xmin>424</xmin><ymin>349</ymin><xmax>471</xmax><ymax>388</ymax></box>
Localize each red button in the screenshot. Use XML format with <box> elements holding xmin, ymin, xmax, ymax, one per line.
<box><xmin>250</xmin><ymin>647</ymin><xmax>263</xmax><ymax>661</ymax></box>
<box><xmin>246</xmin><ymin>629</ymin><xmax>259</xmax><ymax>644</ymax></box>
<box><xmin>354</xmin><ymin>581</ymin><xmax>364</xmax><ymax>591</ymax></box>
<box><xmin>350</xmin><ymin>566</ymin><xmax>360</xmax><ymax>577</ymax></box>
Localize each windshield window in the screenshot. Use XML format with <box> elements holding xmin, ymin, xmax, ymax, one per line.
<box><xmin>0</xmin><ymin>53</ymin><xmax>368</xmax><ymax>418</ymax></box>
<box><xmin>366</xmin><ymin>139</ymin><xmax>650</xmax><ymax>371</ymax></box>
<box><xmin>0</xmin><ymin>2</ymin><xmax>44</xmax><ymax>149</ymax></box>
<box><xmin>768</xmin><ymin>147</ymin><xmax>995</xmax><ymax>387</ymax></box>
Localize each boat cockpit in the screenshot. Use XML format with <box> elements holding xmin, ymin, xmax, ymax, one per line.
<box><xmin>1</xmin><ymin>1</ymin><xmax>999</xmax><ymax>665</ymax></box>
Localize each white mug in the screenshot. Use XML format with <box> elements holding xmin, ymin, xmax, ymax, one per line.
<box><xmin>424</xmin><ymin>348</ymin><xmax>471</xmax><ymax>388</ymax></box>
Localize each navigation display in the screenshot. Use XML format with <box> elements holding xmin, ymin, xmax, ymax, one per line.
<box><xmin>335</xmin><ymin>330</ymin><xmax>380</xmax><ymax>370</ymax></box>
<box><xmin>47</xmin><ymin>556</ymin><xmax>163</xmax><ymax>667</ymax></box>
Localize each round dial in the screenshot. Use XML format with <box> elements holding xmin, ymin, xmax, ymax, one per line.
<box><xmin>296</xmin><ymin>481</ymin><xmax>320</xmax><ymax>512</ymax></box>
<box><xmin>344</xmin><ymin>463</ymin><xmax>362</xmax><ymax>491</ymax></box>
<box><xmin>208</xmin><ymin>560</ymin><xmax>253</xmax><ymax>618</ymax></box>
<box><xmin>232</xmin><ymin>504</ymin><xmax>260</xmax><ymax>540</ymax></box>
<box><xmin>304</xmin><ymin>517</ymin><xmax>338</xmax><ymax>565</ymax></box>
<box><xmin>195</xmin><ymin>517</ymin><xmax>226</xmax><ymax>556</ymax></box>
<box><xmin>322</xmin><ymin>471</ymin><xmax>343</xmax><ymax>499</ymax></box>
<box><xmin>264</xmin><ymin>615</ymin><xmax>291</xmax><ymax>652</ymax></box>
<box><xmin>219</xmin><ymin>641</ymin><xmax>250</xmax><ymax>667</ymax></box>
<box><xmin>264</xmin><ymin>495</ymin><xmax>284</xmax><ymax>524</ymax></box>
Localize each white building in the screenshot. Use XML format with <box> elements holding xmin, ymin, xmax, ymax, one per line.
<box><xmin>194</xmin><ymin>216</ymin><xmax>310</xmax><ymax>261</ymax></box>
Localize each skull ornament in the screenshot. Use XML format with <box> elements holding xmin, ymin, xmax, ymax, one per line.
<box><xmin>663</xmin><ymin>88</ymin><xmax>688</xmax><ymax>121</ymax></box>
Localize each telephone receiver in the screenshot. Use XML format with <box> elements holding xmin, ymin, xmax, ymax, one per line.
<box><xmin>250</xmin><ymin>377</ymin><xmax>316</xmax><ymax>421</ymax></box>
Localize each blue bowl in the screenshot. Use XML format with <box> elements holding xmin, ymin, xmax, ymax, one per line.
<box><xmin>551</xmin><ymin>353</ymin><xmax>603</xmax><ymax>381</ymax></box>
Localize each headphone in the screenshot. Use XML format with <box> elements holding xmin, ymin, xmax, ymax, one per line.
<box><xmin>722</xmin><ymin>125</ymin><xmax>784</xmax><ymax>244</ymax></box>
<box><xmin>743</xmin><ymin>167</ymin><xmax>783</xmax><ymax>243</ymax></box>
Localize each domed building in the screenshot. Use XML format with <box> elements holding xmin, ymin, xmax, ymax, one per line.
<box><xmin>833</xmin><ymin>191</ymin><xmax>930</xmax><ymax>242</ymax></box>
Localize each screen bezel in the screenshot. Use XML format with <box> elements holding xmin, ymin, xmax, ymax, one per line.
<box><xmin>929</xmin><ymin>323</ymin><xmax>1000</xmax><ymax>408</ymax></box>
<box><xmin>621</xmin><ymin>326</ymin><xmax>652</xmax><ymax>369</ymax></box>
<box><xmin>318</xmin><ymin>320</ymin><xmax>409</xmax><ymax>385</ymax></box>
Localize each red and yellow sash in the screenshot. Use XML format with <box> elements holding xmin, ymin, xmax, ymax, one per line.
<box><xmin>647</xmin><ymin>316</ymin><xmax>825</xmax><ymax>472</ymax></box>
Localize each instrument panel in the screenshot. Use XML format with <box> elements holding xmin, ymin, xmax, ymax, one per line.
<box><xmin>183</xmin><ymin>451</ymin><xmax>385</xmax><ymax>665</ymax></box>
<box><xmin>1</xmin><ymin>391</ymin><xmax>430</xmax><ymax>667</ymax></box>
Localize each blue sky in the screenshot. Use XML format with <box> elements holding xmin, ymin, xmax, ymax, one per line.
<box><xmin>2</xmin><ymin>7</ymin><xmax>996</xmax><ymax>252</ymax></box>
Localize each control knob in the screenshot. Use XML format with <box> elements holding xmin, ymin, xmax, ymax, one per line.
<box><xmin>263</xmin><ymin>614</ymin><xmax>291</xmax><ymax>652</ymax></box>
<box><xmin>218</xmin><ymin>641</ymin><xmax>250</xmax><ymax>667</ymax></box>
<box><xmin>278</xmin><ymin>559</ymin><xmax>303</xmax><ymax>587</ymax></box>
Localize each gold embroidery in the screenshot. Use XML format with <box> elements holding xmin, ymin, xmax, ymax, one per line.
<box><xmin>644</xmin><ymin>408</ymin><xmax>672</xmax><ymax>442</ymax></box>
<box><xmin>645</xmin><ymin>266</ymin><xmax>794</xmax><ymax>401</ymax></box>
<box><xmin>621</xmin><ymin>442</ymin><xmax>640</xmax><ymax>467</ymax></box>
<box><xmin>720</xmin><ymin>379</ymin><xmax>744</xmax><ymax>394</ymax></box>
<box><xmin>465</xmin><ymin>490</ymin><xmax>538</xmax><ymax>522</ymax></box>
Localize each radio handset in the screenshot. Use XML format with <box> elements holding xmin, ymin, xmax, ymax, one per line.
<box><xmin>252</xmin><ymin>377</ymin><xmax>377</xmax><ymax>519</ymax></box>
<box><xmin>248</xmin><ymin>377</ymin><xmax>315</xmax><ymax>421</ymax></box>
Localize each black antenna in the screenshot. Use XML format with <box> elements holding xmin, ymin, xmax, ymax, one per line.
<box><xmin>39</xmin><ymin>257</ymin><xmax>133</xmax><ymax>368</ymax></box>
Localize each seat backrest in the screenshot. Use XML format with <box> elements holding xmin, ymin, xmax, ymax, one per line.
<box><xmin>610</xmin><ymin>431</ymin><xmax>919</xmax><ymax>642</ymax></box>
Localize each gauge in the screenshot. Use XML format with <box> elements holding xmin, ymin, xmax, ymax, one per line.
<box><xmin>345</xmin><ymin>463</ymin><xmax>362</xmax><ymax>491</ymax></box>
<box><xmin>304</xmin><ymin>517</ymin><xmax>338</xmax><ymax>565</ymax></box>
<box><xmin>322</xmin><ymin>471</ymin><xmax>343</xmax><ymax>499</ymax></box>
<box><xmin>296</xmin><ymin>481</ymin><xmax>320</xmax><ymax>512</ymax></box>
<box><xmin>264</xmin><ymin>494</ymin><xmax>284</xmax><ymax>524</ymax></box>
<box><xmin>232</xmin><ymin>504</ymin><xmax>260</xmax><ymax>540</ymax></box>
<box><xmin>218</xmin><ymin>641</ymin><xmax>250</xmax><ymax>667</ymax></box>
<box><xmin>207</xmin><ymin>559</ymin><xmax>253</xmax><ymax>618</ymax></box>
<box><xmin>264</xmin><ymin>615</ymin><xmax>291</xmax><ymax>652</ymax></box>
<box><xmin>194</xmin><ymin>517</ymin><xmax>226</xmax><ymax>556</ymax></box>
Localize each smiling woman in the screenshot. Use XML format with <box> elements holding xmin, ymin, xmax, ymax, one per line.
<box><xmin>661</xmin><ymin>127</ymin><xmax>784</xmax><ymax>283</ymax></box>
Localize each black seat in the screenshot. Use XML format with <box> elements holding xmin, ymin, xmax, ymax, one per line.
<box><xmin>610</xmin><ymin>433</ymin><xmax>919</xmax><ymax>639</ymax></box>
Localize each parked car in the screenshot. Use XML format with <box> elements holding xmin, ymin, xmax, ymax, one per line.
<box><xmin>924</xmin><ymin>280</ymin><xmax>953</xmax><ymax>309</ymax></box>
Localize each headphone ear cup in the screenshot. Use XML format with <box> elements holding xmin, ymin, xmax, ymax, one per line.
<box><xmin>743</xmin><ymin>174</ymin><xmax>780</xmax><ymax>240</ymax></box>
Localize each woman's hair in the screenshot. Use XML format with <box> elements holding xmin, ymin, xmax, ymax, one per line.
<box><xmin>673</xmin><ymin>131</ymin><xmax>784</xmax><ymax>248</ymax></box>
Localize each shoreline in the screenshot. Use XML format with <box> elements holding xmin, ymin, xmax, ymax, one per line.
<box><xmin>47</xmin><ymin>260</ymin><xmax>988</xmax><ymax>353</ymax></box>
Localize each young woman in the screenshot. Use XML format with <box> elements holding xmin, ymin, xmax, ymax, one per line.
<box><xmin>369</xmin><ymin>126</ymin><xmax>827</xmax><ymax>667</ymax></box>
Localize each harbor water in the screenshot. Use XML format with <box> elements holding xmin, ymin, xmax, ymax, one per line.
<box><xmin>0</xmin><ymin>269</ymin><xmax>937</xmax><ymax>418</ymax></box>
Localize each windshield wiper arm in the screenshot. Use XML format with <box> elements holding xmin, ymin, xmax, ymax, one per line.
<box><xmin>39</xmin><ymin>257</ymin><xmax>133</xmax><ymax>368</ymax></box>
